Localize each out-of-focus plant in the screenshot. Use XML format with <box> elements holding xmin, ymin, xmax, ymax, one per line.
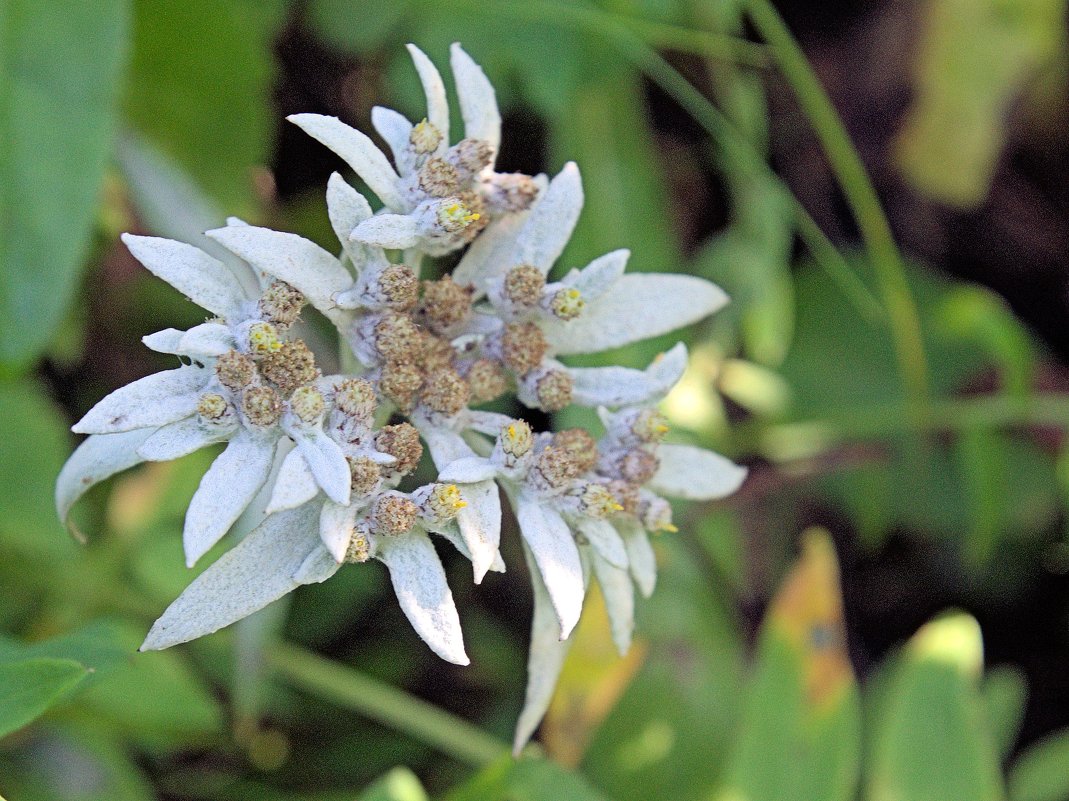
<box><xmin>3</xmin><ymin>0</ymin><xmax>1069</xmax><ymax>799</ymax></box>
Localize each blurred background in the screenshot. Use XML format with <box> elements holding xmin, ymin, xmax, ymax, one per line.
<box><xmin>2</xmin><ymin>0</ymin><xmax>1069</xmax><ymax>798</ymax></box>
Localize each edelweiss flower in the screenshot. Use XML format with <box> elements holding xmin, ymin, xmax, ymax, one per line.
<box><xmin>57</xmin><ymin>229</ymin><xmax>351</xmax><ymax>567</ymax></box>
<box><xmin>55</xmin><ymin>40</ymin><xmax>749</xmax><ymax>756</ymax></box>
<box><xmin>288</xmin><ymin>44</ymin><xmax>538</xmax><ymax>259</ymax></box>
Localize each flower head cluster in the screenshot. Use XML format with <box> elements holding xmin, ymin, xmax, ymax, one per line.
<box><xmin>56</xmin><ymin>44</ymin><xmax>745</xmax><ymax>752</ymax></box>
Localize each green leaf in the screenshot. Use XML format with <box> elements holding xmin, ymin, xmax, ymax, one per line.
<box><xmin>715</xmin><ymin>529</ymin><xmax>861</xmax><ymax>801</ymax></box>
<box><xmin>1008</xmin><ymin>728</ymin><xmax>1069</xmax><ymax>801</ymax></box>
<box><xmin>358</xmin><ymin>767</ymin><xmax>429</xmax><ymax>801</ymax></box>
<box><xmin>0</xmin><ymin>0</ymin><xmax>129</xmax><ymax>371</ymax></box>
<box><xmin>0</xmin><ymin>379</ymin><xmax>77</xmax><ymax>560</ymax></box>
<box><xmin>894</xmin><ymin>0</ymin><xmax>1065</xmax><ymax>208</ymax></box>
<box><xmin>446</xmin><ymin>754</ymin><xmax>614</xmax><ymax>801</ymax></box>
<box><xmin>124</xmin><ymin>0</ymin><xmax>285</xmax><ymax>216</ymax></box>
<box><xmin>867</xmin><ymin>613</ymin><xmax>1005</xmax><ymax>801</ymax></box>
<box><xmin>0</xmin><ymin>657</ymin><xmax>89</xmax><ymax>738</ymax></box>
<box><xmin>981</xmin><ymin>665</ymin><xmax>1028</xmax><ymax>761</ymax></box>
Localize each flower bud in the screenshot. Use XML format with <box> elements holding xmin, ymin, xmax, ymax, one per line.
<box><xmin>533</xmin><ymin>368</ymin><xmax>573</xmax><ymax>412</ymax></box>
<box><xmin>503</xmin><ymin>265</ymin><xmax>546</xmax><ymax>308</ymax></box>
<box><xmin>197</xmin><ymin>393</ymin><xmax>230</xmax><ymax>422</ymax></box>
<box><xmin>415</xmin><ymin>483</ymin><xmax>467</xmax><ymax>523</ymax></box>
<box><xmin>373</xmin><ymin>312</ymin><xmax>424</xmax><ymax>365</ymax></box>
<box><xmin>216</xmin><ymin>350</ymin><xmax>256</xmax><ymax>391</ymax></box>
<box><xmin>641</xmin><ymin>495</ymin><xmax>676</xmax><ymax>533</ymax></box>
<box><xmin>348</xmin><ymin>456</ymin><xmax>381</xmax><ymax>496</ymax></box>
<box><xmin>420</xmin><ymin>368</ymin><xmax>470</xmax><ymax>416</ymax></box>
<box><xmin>410</xmin><ymin>118</ymin><xmax>442</xmax><ymax>154</ymax></box>
<box><xmin>290</xmin><ymin>385</ymin><xmax>325</xmax><ymax>424</ymax></box>
<box><xmin>375</xmin><ymin>423</ymin><xmax>423</xmax><ymax>475</ymax></box>
<box><xmin>547</xmin><ymin>287</ymin><xmax>584</xmax><ymax>320</ymax></box>
<box><xmin>373</xmin><ymin>264</ymin><xmax>419</xmax><ymax>310</ymax></box>
<box><xmin>371</xmin><ymin>493</ymin><xmax>419</xmax><ymax>536</ymax></box>
<box><xmin>379</xmin><ymin>362</ymin><xmax>423</xmax><ymax>411</ymax></box>
<box><xmin>619</xmin><ymin>448</ymin><xmax>660</xmax><ymax>485</ymax></box>
<box><xmin>552</xmin><ymin>428</ymin><xmax>598</xmax><ymax>473</ymax></box>
<box><xmin>247</xmin><ymin>321</ymin><xmax>283</xmax><ymax>356</ymax></box>
<box><xmin>261</xmin><ymin>340</ymin><xmax>318</xmax><ymax>393</ymax></box>
<box><xmin>484</xmin><ymin>172</ymin><xmax>539</xmax><ymax>213</ymax></box>
<box><xmin>334</xmin><ymin>377</ymin><xmax>377</xmax><ymax>420</ymax></box>
<box><xmin>529</xmin><ymin>445</ymin><xmax>582</xmax><ymax>492</ymax></box>
<box><xmin>467</xmin><ymin>358</ymin><xmax>508</xmax><ymax>404</ymax></box>
<box><xmin>345</xmin><ymin>528</ymin><xmax>372</xmax><ymax>563</ymax></box>
<box><xmin>417</xmin><ymin>156</ymin><xmax>462</xmax><ymax>198</ymax></box>
<box><xmin>571</xmin><ymin>482</ymin><xmax>623</xmax><ymax>519</ymax></box>
<box><xmin>499</xmin><ymin>419</ymin><xmax>534</xmax><ymax>462</ymax></box>
<box><xmin>242</xmin><ymin>385</ymin><xmax>283</xmax><ymax>427</ymax></box>
<box><xmin>258</xmin><ymin>280</ymin><xmax>306</xmax><ymax>327</ymax></box>
<box><xmin>420</xmin><ymin>275</ymin><xmax>473</xmax><ymax>335</ymax></box>
<box><xmin>500</xmin><ymin>322</ymin><xmax>547</xmax><ymax>376</ymax></box>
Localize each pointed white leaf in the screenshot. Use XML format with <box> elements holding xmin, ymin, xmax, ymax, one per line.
<box><xmin>455</xmin><ymin>479</ymin><xmax>501</xmax><ymax>583</ymax></box>
<box><xmin>265</xmin><ymin>447</ymin><xmax>320</xmax><ymax>514</ymax></box>
<box><xmin>452</xmin><ymin>204</ymin><xmax>532</xmax><ymax>289</ymax></box>
<box><xmin>326</xmin><ymin>172</ymin><xmax>375</xmax><ymax>266</ymax></box>
<box><xmin>377</xmin><ymin>531</ymin><xmax>469</xmax><ymax>665</ymax></box>
<box><xmin>511</xmin><ymin>163</ymin><xmax>582</xmax><ymax>274</ymax></box>
<box><xmin>56</xmin><ymin>429</ymin><xmax>153</xmax><ymax>532</ymax></box>
<box><xmin>142</xmin><ymin>328</ymin><xmax>184</xmax><ymax>354</ymax></box>
<box><xmin>420</xmin><ymin>425</ymin><xmax>475</xmax><ymax>470</ymax></box>
<box><xmin>289</xmin><ymin>426</ymin><xmax>351</xmax><ymax>505</ymax></box>
<box><xmin>137</xmin><ymin>417</ymin><xmax>232</xmax><ymax>461</ymax></box>
<box><xmin>450</xmin><ymin>43</ymin><xmax>501</xmax><ymax>156</ymax></box>
<box><xmin>515</xmin><ymin>495</ymin><xmax>584</xmax><ymax>639</ymax></box>
<box><xmin>547</xmin><ymin>273</ymin><xmax>728</xmax><ymax>356</ymax></box>
<box><xmin>206</xmin><ymin>225</ymin><xmax>352</xmax><ymax>327</ymax></box>
<box><xmin>569</xmin><ymin>343</ymin><xmax>688</xmax><ymax>408</ymax></box>
<box><xmin>183</xmin><ymin>431</ymin><xmax>276</xmax><ymax>567</ymax></box>
<box><xmin>591</xmin><ymin>549</ymin><xmax>635</xmax><ymax>656</ymax></box>
<box><xmin>177</xmin><ymin>322</ymin><xmax>236</xmax><ymax>358</ymax></box>
<box><xmin>371</xmin><ymin>106</ymin><xmax>414</xmax><ymax>173</ymax></box>
<box><xmin>513</xmin><ymin>544</ymin><xmax>577</xmax><ymax>755</ymax></box>
<box><xmin>437</xmin><ymin>456</ymin><xmax>497</xmax><ymax>483</ymax></box>
<box><xmin>616</xmin><ymin>517</ymin><xmax>657</xmax><ymax>597</ymax></box>
<box><xmin>141</xmin><ymin>503</ymin><xmax>330</xmax><ymax>651</ymax></box>
<box><xmin>121</xmin><ymin>234</ymin><xmax>246</xmax><ymax>319</ymax></box>
<box><xmin>651</xmin><ymin>444</ymin><xmax>747</xmax><ymax>501</ymax></box>
<box><xmin>72</xmin><ymin>366</ymin><xmax>207</xmax><ymax>434</ymax></box>
<box><xmin>319</xmin><ymin>499</ymin><xmax>358</xmax><ymax>562</ymax></box>
<box><xmin>577</xmin><ymin>518</ymin><xmax>628</xmax><ymax>570</ymax></box>
<box><xmin>561</xmin><ymin>249</ymin><xmax>628</xmax><ymax>302</ymax></box>
<box><xmin>350</xmin><ymin>214</ymin><xmax>421</xmax><ymax>250</ymax></box>
<box><xmin>292</xmin><ymin>543</ymin><xmax>342</xmax><ymax>584</ymax></box>
<box><xmin>287</xmin><ymin>113</ymin><xmax>404</xmax><ymax>210</ymax></box>
<box><xmin>406</xmin><ymin>44</ymin><xmax>449</xmax><ymax>145</ymax></box>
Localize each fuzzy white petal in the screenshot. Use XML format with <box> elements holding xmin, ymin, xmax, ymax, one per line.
<box><xmin>265</xmin><ymin>448</ymin><xmax>320</xmax><ymax>515</ymax></box>
<box><xmin>547</xmin><ymin>274</ymin><xmax>728</xmax><ymax>356</ymax></box>
<box><xmin>452</xmin><ymin>202</ymin><xmax>534</xmax><ymax>289</ymax></box>
<box><xmin>137</xmin><ymin>417</ymin><xmax>232</xmax><ymax>461</ymax></box>
<box><xmin>326</xmin><ymin>172</ymin><xmax>375</xmax><ymax>266</ymax></box>
<box><xmin>591</xmin><ymin>550</ymin><xmax>635</xmax><ymax>656</ymax></box>
<box><xmin>437</xmin><ymin>456</ymin><xmax>497</xmax><ymax>483</ymax></box>
<box><xmin>206</xmin><ymin>225</ymin><xmax>352</xmax><ymax>327</ymax></box>
<box><xmin>371</xmin><ymin>106</ymin><xmax>413</xmax><ymax>172</ymax></box>
<box><xmin>377</xmin><ymin>531</ymin><xmax>469</xmax><ymax>665</ymax></box>
<box><xmin>406</xmin><ymin>44</ymin><xmax>449</xmax><ymax>145</ymax></box>
<box><xmin>350</xmin><ymin>214</ymin><xmax>421</xmax><ymax>250</ymax></box>
<box><xmin>183</xmin><ymin>431</ymin><xmax>276</xmax><ymax>567</ymax></box>
<box><xmin>616</xmin><ymin>517</ymin><xmax>657</xmax><ymax>598</ymax></box>
<box><xmin>141</xmin><ymin>503</ymin><xmax>330</xmax><ymax>651</ymax></box>
<box><xmin>287</xmin><ymin>113</ymin><xmax>404</xmax><ymax>211</ymax></box>
<box><xmin>512</xmin><ymin>544</ymin><xmax>583</xmax><ymax>755</ymax></box>
<box><xmin>577</xmin><ymin>518</ymin><xmax>628</xmax><ymax>570</ymax></box>
<box><xmin>450</xmin><ymin>43</ymin><xmax>501</xmax><ymax>156</ymax></box>
<box><xmin>319</xmin><ymin>499</ymin><xmax>358</xmax><ymax>563</ymax></box>
<box><xmin>177</xmin><ymin>322</ymin><xmax>236</xmax><ymax>358</ymax></box>
<box><xmin>288</xmin><ymin>426</ymin><xmax>351</xmax><ymax>506</ymax></box>
<box><xmin>650</xmin><ymin>444</ymin><xmax>747</xmax><ymax>501</ymax></box>
<box><xmin>561</xmin><ymin>249</ymin><xmax>629</xmax><ymax>302</ymax></box>
<box><xmin>72</xmin><ymin>366</ymin><xmax>206</xmax><ymax>435</ymax></box>
<box><xmin>511</xmin><ymin>163</ymin><xmax>583</xmax><ymax>274</ymax></box>
<box><xmin>292</xmin><ymin>543</ymin><xmax>342</xmax><ymax>584</ymax></box>
<box><xmin>455</xmin><ymin>479</ymin><xmax>501</xmax><ymax>584</ymax></box>
<box><xmin>56</xmin><ymin>430</ymin><xmax>152</xmax><ymax>533</ymax></box>
<box><xmin>421</xmin><ymin>425</ymin><xmax>476</xmax><ymax>470</ymax></box>
<box><xmin>121</xmin><ymin>234</ymin><xmax>246</xmax><ymax>319</ymax></box>
<box><xmin>515</xmin><ymin>495</ymin><xmax>584</xmax><ymax>639</ymax></box>
<box><xmin>569</xmin><ymin>343</ymin><xmax>688</xmax><ymax>408</ymax></box>
<box><xmin>142</xmin><ymin>328</ymin><xmax>184</xmax><ymax>354</ymax></box>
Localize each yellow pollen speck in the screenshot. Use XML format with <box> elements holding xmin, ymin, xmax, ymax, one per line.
<box><xmin>248</xmin><ymin>322</ymin><xmax>282</xmax><ymax>355</ymax></box>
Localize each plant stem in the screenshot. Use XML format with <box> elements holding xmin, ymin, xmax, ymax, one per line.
<box><xmin>266</xmin><ymin>642</ymin><xmax>508</xmax><ymax>767</ymax></box>
<box><xmin>745</xmin><ymin>0</ymin><xmax>930</xmax><ymax>416</ymax></box>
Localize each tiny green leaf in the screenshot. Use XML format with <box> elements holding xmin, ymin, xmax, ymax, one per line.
<box><xmin>0</xmin><ymin>657</ymin><xmax>89</xmax><ymax>738</ymax></box>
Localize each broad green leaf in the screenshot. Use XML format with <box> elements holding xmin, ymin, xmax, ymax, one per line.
<box><xmin>0</xmin><ymin>657</ymin><xmax>89</xmax><ymax>737</ymax></box>
<box><xmin>867</xmin><ymin>613</ymin><xmax>1005</xmax><ymax>801</ymax></box>
<box><xmin>445</xmin><ymin>754</ymin><xmax>614</xmax><ymax>801</ymax></box>
<box><xmin>357</xmin><ymin>767</ymin><xmax>429</xmax><ymax>801</ymax></box>
<box><xmin>715</xmin><ymin>529</ymin><xmax>861</xmax><ymax>801</ymax></box>
<box><xmin>125</xmin><ymin>0</ymin><xmax>285</xmax><ymax>215</ymax></box>
<box><xmin>981</xmin><ymin>665</ymin><xmax>1028</xmax><ymax>760</ymax></box>
<box><xmin>894</xmin><ymin>0</ymin><xmax>1066</xmax><ymax>207</ymax></box>
<box><xmin>1008</xmin><ymin>728</ymin><xmax>1069</xmax><ymax>801</ymax></box>
<box><xmin>0</xmin><ymin>379</ymin><xmax>77</xmax><ymax>560</ymax></box>
<box><xmin>0</xmin><ymin>0</ymin><xmax>128</xmax><ymax>371</ymax></box>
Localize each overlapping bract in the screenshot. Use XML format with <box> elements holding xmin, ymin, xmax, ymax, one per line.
<box><xmin>55</xmin><ymin>43</ymin><xmax>745</xmax><ymax>750</ymax></box>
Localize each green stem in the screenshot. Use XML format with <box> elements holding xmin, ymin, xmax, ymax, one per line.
<box><xmin>745</xmin><ymin>0</ymin><xmax>930</xmax><ymax>414</ymax></box>
<box><xmin>733</xmin><ymin>393</ymin><xmax>1067</xmax><ymax>461</ymax></box>
<box><xmin>266</xmin><ymin>643</ymin><xmax>508</xmax><ymax>767</ymax></box>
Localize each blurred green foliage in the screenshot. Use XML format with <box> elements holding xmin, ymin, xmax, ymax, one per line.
<box><xmin>3</xmin><ymin>0</ymin><xmax>1069</xmax><ymax>798</ymax></box>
